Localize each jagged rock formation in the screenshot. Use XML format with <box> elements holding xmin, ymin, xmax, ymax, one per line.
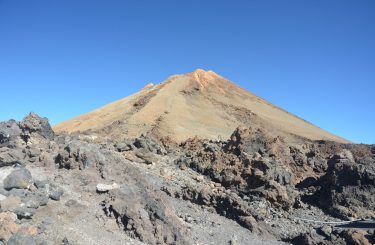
<box><xmin>53</xmin><ymin>69</ymin><xmax>348</xmax><ymax>144</ymax></box>
<box><xmin>0</xmin><ymin>113</ymin><xmax>374</xmax><ymax>244</ymax></box>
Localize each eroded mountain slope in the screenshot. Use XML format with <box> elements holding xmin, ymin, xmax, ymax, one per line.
<box><xmin>53</xmin><ymin>69</ymin><xmax>348</xmax><ymax>144</ymax></box>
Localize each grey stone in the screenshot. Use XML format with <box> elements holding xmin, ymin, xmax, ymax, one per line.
<box><xmin>48</xmin><ymin>184</ymin><xmax>64</xmax><ymax>201</ymax></box>
<box><xmin>115</xmin><ymin>143</ymin><xmax>131</xmax><ymax>152</ymax></box>
<box><xmin>0</xmin><ymin>120</ymin><xmax>21</xmax><ymax>145</ymax></box>
<box><xmin>19</xmin><ymin>112</ymin><xmax>54</xmax><ymax>140</ymax></box>
<box><xmin>7</xmin><ymin>188</ymin><xmax>29</xmax><ymax>199</ymax></box>
<box><xmin>0</xmin><ymin>148</ymin><xmax>26</xmax><ymax>167</ymax></box>
<box><xmin>24</xmin><ymin>191</ymin><xmax>49</xmax><ymax>208</ymax></box>
<box><xmin>7</xmin><ymin>232</ymin><xmax>37</xmax><ymax>245</ymax></box>
<box><xmin>3</xmin><ymin>168</ymin><xmax>33</xmax><ymax>190</ymax></box>
<box><xmin>135</xmin><ymin>149</ymin><xmax>158</xmax><ymax>165</ymax></box>
<box><xmin>14</xmin><ymin>206</ymin><xmax>35</xmax><ymax>219</ymax></box>
<box><xmin>56</xmin><ymin>140</ymin><xmax>105</xmax><ymax>169</ymax></box>
<box><xmin>133</xmin><ymin>135</ymin><xmax>166</xmax><ymax>155</ymax></box>
<box><xmin>34</xmin><ymin>180</ymin><xmax>47</xmax><ymax>189</ymax></box>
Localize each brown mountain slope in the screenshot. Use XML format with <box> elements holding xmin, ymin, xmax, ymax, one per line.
<box><xmin>53</xmin><ymin>69</ymin><xmax>349</xmax><ymax>143</ymax></box>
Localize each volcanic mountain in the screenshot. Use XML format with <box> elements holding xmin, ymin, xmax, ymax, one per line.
<box><xmin>53</xmin><ymin>69</ymin><xmax>348</xmax><ymax>143</ymax></box>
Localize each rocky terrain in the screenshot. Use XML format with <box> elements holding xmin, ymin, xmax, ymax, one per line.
<box><xmin>0</xmin><ymin>70</ymin><xmax>373</xmax><ymax>245</ymax></box>
<box><xmin>0</xmin><ymin>112</ymin><xmax>374</xmax><ymax>245</ymax></box>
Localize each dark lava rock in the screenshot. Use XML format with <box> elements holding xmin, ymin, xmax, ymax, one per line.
<box><xmin>14</xmin><ymin>207</ymin><xmax>36</xmax><ymax>219</ymax></box>
<box><xmin>177</xmin><ymin>126</ymin><xmax>297</xmax><ymax>209</ymax></box>
<box><xmin>135</xmin><ymin>149</ymin><xmax>158</xmax><ymax>165</ymax></box>
<box><xmin>48</xmin><ymin>184</ymin><xmax>64</xmax><ymax>201</ymax></box>
<box><xmin>0</xmin><ymin>148</ymin><xmax>26</xmax><ymax>167</ymax></box>
<box><xmin>311</xmin><ymin>149</ymin><xmax>375</xmax><ymax>219</ymax></box>
<box><xmin>0</xmin><ymin>120</ymin><xmax>21</xmax><ymax>145</ymax></box>
<box><xmin>19</xmin><ymin>112</ymin><xmax>54</xmax><ymax>141</ymax></box>
<box><xmin>225</xmin><ymin>126</ymin><xmax>273</xmax><ymax>156</ymax></box>
<box><xmin>56</xmin><ymin>140</ymin><xmax>105</xmax><ymax>170</ymax></box>
<box><xmin>133</xmin><ymin>135</ymin><xmax>166</xmax><ymax>155</ymax></box>
<box><xmin>3</xmin><ymin>168</ymin><xmax>33</xmax><ymax>190</ymax></box>
<box><xmin>62</xmin><ymin>237</ymin><xmax>70</xmax><ymax>245</ymax></box>
<box><xmin>102</xmin><ymin>165</ymin><xmax>189</xmax><ymax>245</ymax></box>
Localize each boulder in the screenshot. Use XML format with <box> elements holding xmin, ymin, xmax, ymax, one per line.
<box><xmin>23</xmin><ymin>190</ymin><xmax>49</xmax><ymax>208</ymax></box>
<box><xmin>3</xmin><ymin>168</ymin><xmax>33</xmax><ymax>190</ymax></box>
<box><xmin>225</xmin><ymin>126</ymin><xmax>276</xmax><ymax>156</ymax></box>
<box><xmin>0</xmin><ymin>148</ymin><xmax>26</xmax><ymax>167</ymax></box>
<box><xmin>342</xmin><ymin>229</ymin><xmax>372</xmax><ymax>245</ymax></box>
<box><xmin>0</xmin><ymin>120</ymin><xmax>21</xmax><ymax>145</ymax></box>
<box><xmin>312</xmin><ymin>150</ymin><xmax>375</xmax><ymax>219</ymax></box>
<box><xmin>96</xmin><ymin>183</ymin><xmax>119</xmax><ymax>193</ymax></box>
<box><xmin>19</xmin><ymin>112</ymin><xmax>54</xmax><ymax>140</ymax></box>
<box><xmin>0</xmin><ymin>212</ymin><xmax>20</xmax><ymax>242</ymax></box>
<box><xmin>102</xmin><ymin>168</ymin><xmax>190</xmax><ymax>245</ymax></box>
<box><xmin>135</xmin><ymin>149</ymin><xmax>159</xmax><ymax>165</ymax></box>
<box><xmin>56</xmin><ymin>140</ymin><xmax>105</xmax><ymax>169</ymax></box>
<box><xmin>7</xmin><ymin>232</ymin><xmax>36</xmax><ymax>245</ymax></box>
<box><xmin>14</xmin><ymin>207</ymin><xmax>35</xmax><ymax>219</ymax></box>
<box><xmin>47</xmin><ymin>184</ymin><xmax>64</xmax><ymax>201</ymax></box>
<box><xmin>115</xmin><ymin>142</ymin><xmax>132</xmax><ymax>152</ymax></box>
<box><xmin>133</xmin><ymin>135</ymin><xmax>166</xmax><ymax>155</ymax></box>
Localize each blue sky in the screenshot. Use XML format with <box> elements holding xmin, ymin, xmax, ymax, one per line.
<box><xmin>0</xmin><ymin>1</ymin><xmax>374</xmax><ymax>143</ymax></box>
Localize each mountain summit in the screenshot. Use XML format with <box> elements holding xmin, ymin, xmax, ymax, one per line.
<box><xmin>53</xmin><ymin>69</ymin><xmax>348</xmax><ymax>143</ymax></box>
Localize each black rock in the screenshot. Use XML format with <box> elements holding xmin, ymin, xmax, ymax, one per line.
<box><xmin>14</xmin><ymin>206</ymin><xmax>36</xmax><ymax>219</ymax></box>
<box><xmin>19</xmin><ymin>112</ymin><xmax>54</xmax><ymax>140</ymax></box>
<box><xmin>62</xmin><ymin>237</ymin><xmax>70</xmax><ymax>245</ymax></box>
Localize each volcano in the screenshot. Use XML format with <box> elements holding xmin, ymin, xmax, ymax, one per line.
<box><xmin>53</xmin><ymin>69</ymin><xmax>348</xmax><ymax>143</ymax></box>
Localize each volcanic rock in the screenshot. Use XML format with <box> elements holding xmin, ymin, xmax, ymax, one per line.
<box><xmin>3</xmin><ymin>168</ymin><xmax>33</xmax><ymax>190</ymax></box>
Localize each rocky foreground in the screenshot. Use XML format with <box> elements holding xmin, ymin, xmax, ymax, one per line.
<box><xmin>0</xmin><ymin>113</ymin><xmax>374</xmax><ymax>245</ymax></box>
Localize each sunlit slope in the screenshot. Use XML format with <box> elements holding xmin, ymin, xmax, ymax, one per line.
<box><xmin>53</xmin><ymin>69</ymin><xmax>349</xmax><ymax>143</ymax></box>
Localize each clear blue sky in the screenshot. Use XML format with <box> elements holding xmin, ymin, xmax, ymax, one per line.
<box><xmin>0</xmin><ymin>1</ymin><xmax>374</xmax><ymax>144</ymax></box>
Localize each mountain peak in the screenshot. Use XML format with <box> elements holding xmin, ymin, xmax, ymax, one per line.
<box><xmin>178</xmin><ymin>69</ymin><xmax>232</xmax><ymax>93</ymax></box>
<box><xmin>189</xmin><ymin>68</ymin><xmax>220</xmax><ymax>82</ymax></box>
<box><xmin>54</xmin><ymin>70</ymin><xmax>348</xmax><ymax>144</ymax></box>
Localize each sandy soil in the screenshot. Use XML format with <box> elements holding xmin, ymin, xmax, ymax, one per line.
<box><xmin>53</xmin><ymin>69</ymin><xmax>349</xmax><ymax>143</ymax></box>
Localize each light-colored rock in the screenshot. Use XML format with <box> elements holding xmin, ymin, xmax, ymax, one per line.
<box><xmin>0</xmin><ymin>166</ymin><xmax>14</xmax><ymax>186</ymax></box>
<box><xmin>96</xmin><ymin>183</ymin><xmax>119</xmax><ymax>193</ymax></box>
<box><xmin>0</xmin><ymin>212</ymin><xmax>20</xmax><ymax>242</ymax></box>
<box><xmin>0</xmin><ymin>196</ymin><xmax>22</xmax><ymax>212</ymax></box>
<box><xmin>196</xmin><ymin>175</ymin><xmax>204</xmax><ymax>182</ymax></box>
<box><xmin>0</xmin><ymin>194</ymin><xmax>6</xmax><ymax>201</ymax></box>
